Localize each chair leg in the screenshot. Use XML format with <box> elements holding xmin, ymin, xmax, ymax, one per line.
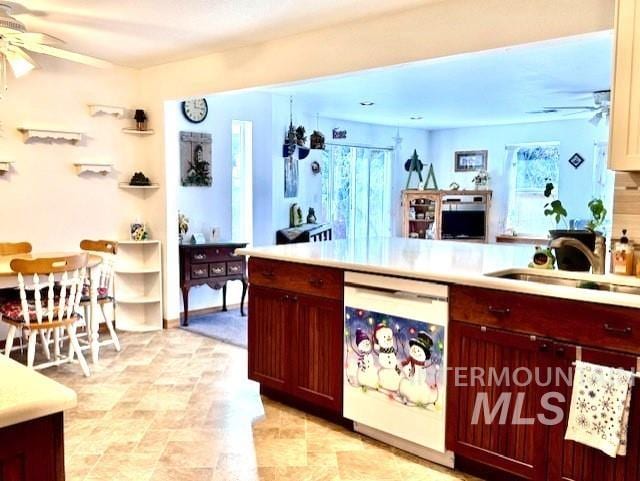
<box><xmin>101</xmin><ymin>304</ymin><xmax>120</xmax><ymax>352</ymax></box>
<box><xmin>53</xmin><ymin>327</ymin><xmax>60</xmax><ymax>360</ymax></box>
<box><xmin>4</xmin><ymin>326</ymin><xmax>16</xmax><ymax>358</ymax></box>
<box><xmin>27</xmin><ymin>332</ymin><xmax>37</xmax><ymax>368</ymax></box>
<box><xmin>68</xmin><ymin>324</ymin><xmax>90</xmax><ymax>377</ymax></box>
<box><xmin>39</xmin><ymin>330</ymin><xmax>51</xmax><ymax>360</ymax></box>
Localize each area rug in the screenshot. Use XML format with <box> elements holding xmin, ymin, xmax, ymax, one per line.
<box><xmin>181</xmin><ymin>308</ymin><xmax>247</xmax><ymax>348</ymax></box>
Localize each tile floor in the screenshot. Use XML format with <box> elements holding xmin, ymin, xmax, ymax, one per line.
<box><xmin>41</xmin><ymin>329</ymin><xmax>483</xmax><ymax>481</ymax></box>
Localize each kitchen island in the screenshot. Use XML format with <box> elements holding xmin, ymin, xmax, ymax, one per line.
<box><xmin>238</xmin><ymin>237</ymin><xmax>640</xmax><ymax>481</ymax></box>
<box><xmin>0</xmin><ymin>356</ymin><xmax>77</xmax><ymax>481</ymax></box>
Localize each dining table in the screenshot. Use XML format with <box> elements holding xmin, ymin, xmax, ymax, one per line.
<box><xmin>0</xmin><ymin>252</ymin><xmax>104</xmax><ymax>364</ymax></box>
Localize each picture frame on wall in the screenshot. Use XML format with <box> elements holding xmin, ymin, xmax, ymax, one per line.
<box><xmin>454</xmin><ymin>150</ymin><xmax>488</xmax><ymax>172</ymax></box>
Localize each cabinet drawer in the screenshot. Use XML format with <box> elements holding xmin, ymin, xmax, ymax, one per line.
<box><xmin>249</xmin><ymin>257</ymin><xmax>343</xmax><ymax>300</ymax></box>
<box><xmin>226</xmin><ymin>260</ymin><xmax>244</xmax><ymax>276</ymax></box>
<box><xmin>450</xmin><ymin>285</ymin><xmax>640</xmax><ymax>354</ymax></box>
<box><xmin>191</xmin><ymin>247</ymin><xmax>236</xmax><ymax>262</ymax></box>
<box><xmin>191</xmin><ymin>264</ymin><xmax>209</xmax><ymax>279</ymax></box>
<box><xmin>209</xmin><ymin>262</ymin><xmax>226</xmax><ymax>277</ymax></box>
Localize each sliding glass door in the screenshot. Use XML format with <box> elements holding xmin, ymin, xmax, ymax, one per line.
<box><xmin>321</xmin><ymin>145</ymin><xmax>392</xmax><ymax>240</ymax></box>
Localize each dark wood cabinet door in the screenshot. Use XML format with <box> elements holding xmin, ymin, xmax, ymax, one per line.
<box><xmin>290</xmin><ymin>293</ymin><xmax>343</xmax><ymax>413</ymax></box>
<box><xmin>248</xmin><ymin>286</ymin><xmax>291</xmax><ymax>391</ymax></box>
<box><xmin>548</xmin><ymin>343</ymin><xmax>640</xmax><ymax>481</ymax></box>
<box><xmin>0</xmin><ymin>413</ymin><xmax>64</xmax><ymax>481</ymax></box>
<box><xmin>446</xmin><ymin>321</ymin><xmax>550</xmax><ymax>481</ymax></box>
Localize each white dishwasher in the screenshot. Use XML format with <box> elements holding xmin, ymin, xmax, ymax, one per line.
<box><xmin>343</xmin><ymin>271</ymin><xmax>453</xmax><ymax>467</ymax></box>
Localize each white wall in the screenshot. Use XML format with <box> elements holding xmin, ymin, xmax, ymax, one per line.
<box><xmin>0</xmin><ymin>58</ymin><xmax>141</xmax><ymax>249</ymax></box>
<box><xmin>139</xmin><ymin>0</ymin><xmax>614</xmax><ymax>323</ymax></box>
<box><xmin>428</xmin><ymin>119</ymin><xmax>611</xmax><ymax>240</ymax></box>
<box><xmin>167</xmin><ymin>90</ymin><xmax>273</xmax><ymax>312</ymax></box>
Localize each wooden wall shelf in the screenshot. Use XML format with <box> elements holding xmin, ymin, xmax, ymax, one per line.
<box><xmin>88</xmin><ymin>104</ymin><xmax>126</xmax><ymax>118</ymax></box>
<box><xmin>18</xmin><ymin>128</ymin><xmax>83</xmax><ymax>144</ymax></box>
<box><xmin>118</xmin><ymin>183</ymin><xmax>159</xmax><ymax>190</ymax></box>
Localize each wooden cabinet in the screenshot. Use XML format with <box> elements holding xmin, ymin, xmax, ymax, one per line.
<box><xmin>291</xmin><ymin>294</ymin><xmax>343</xmax><ymax>411</ymax></box>
<box><xmin>179</xmin><ymin>241</ymin><xmax>248</xmax><ymax>326</ymax></box>
<box><xmin>247</xmin><ymin>258</ymin><xmax>344</xmax><ymax>415</ymax></box>
<box><xmin>447</xmin><ymin>321</ymin><xmax>550</xmax><ymax>480</ymax></box>
<box><xmin>0</xmin><ymin>413</ymin><xmax>65</xmax><ymax>481</ymax></box>
<box><xmin>609</xmin><ymin>0</ymin><xmax>640</xmax><ymax>171</ymax></box>
<box><xmin>449</xmin><ymin>285</ymin><xmax>640</xmax><ymax>481</ymax></box>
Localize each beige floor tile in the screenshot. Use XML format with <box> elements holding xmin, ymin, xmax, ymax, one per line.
<box><xmin>38</xmin><ymin>329</ymin><xmax>486</xmax><ymax>481</ymax></box>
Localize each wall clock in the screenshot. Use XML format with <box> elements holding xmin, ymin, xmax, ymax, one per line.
<box><xmin>182</xmin><ymin>98</ymin><xmax>208</xmax><ymax>124</ymax></box>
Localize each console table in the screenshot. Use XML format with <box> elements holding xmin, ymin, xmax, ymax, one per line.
<box><xmin>179</xmin><ymin>241</ymin><xmax>248</xmax><ymax>326</ymax></box>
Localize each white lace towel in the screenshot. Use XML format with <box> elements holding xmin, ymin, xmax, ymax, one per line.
<box><xmin>565</xmin><ymin>360</ymin><xmax>633</xmax><ymax>458</ymax></box>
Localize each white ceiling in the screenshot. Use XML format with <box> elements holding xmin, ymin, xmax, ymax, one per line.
<box><xmin>7</xmin><ymin>0</ymin><xmax>439</xmax><ymax>67</ymax></box>
<box><xmin>264</xmin><ymin>31</ymin><xmax>613</xmax><ymax>130</ymax></box>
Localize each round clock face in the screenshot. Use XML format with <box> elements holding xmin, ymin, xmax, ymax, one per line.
<box><xmin>182</xmin><ymin>98</ymin><xmax>208</xmax><ymax>123</ymax></box>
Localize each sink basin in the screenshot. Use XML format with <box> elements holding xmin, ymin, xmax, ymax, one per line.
<box><xmin>487</xmin><ymin>270</ymin><xmax>640</xmax><ymax>296</ymax></box>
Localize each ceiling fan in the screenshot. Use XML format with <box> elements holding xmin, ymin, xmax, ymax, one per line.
<box><xmin>527</xmin><ymin>90</ymin><xmax>611</xmax><ymax>125</ymax></box>
<box><xmin>0</xmin><ymin>2</ymin><xmax>111</xmax><ymax>96</ymax></box>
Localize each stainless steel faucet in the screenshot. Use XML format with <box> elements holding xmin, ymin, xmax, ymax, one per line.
<box><xmin>548</xmin><ymin>235</ymin><xmax>606</xmax><ymax>274</ymax></box>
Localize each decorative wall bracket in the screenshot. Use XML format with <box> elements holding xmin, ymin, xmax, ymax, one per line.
<box><xmin>73</xmin><ymin>162</ymin><xmax>113</xmax><ymax>176</ymax></box>
<box><xmin>18</xmin><ymin>128</ymin><xmax>83</xmax><ymax>144</ymax></box>
<box><xmin>0</xmin><ymin>160</ymin><xmax>14</xmax><ymax>176</ymax></box>
<box><xmin>88</xmin><ymin>104</ymin><xmax>126</xmax><ymax>118</ymax></box>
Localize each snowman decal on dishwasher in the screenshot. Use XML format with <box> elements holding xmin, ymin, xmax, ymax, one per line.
<box><xmin>353</xmin><ymin>328</ymin><xmax>378</xmax><ymax>389</ymax></box>
<box><xmin>399</xmin><ymin>331</ymin><xmax>437</xmax><ymax>406</ymax></box>
<box><xmin>374</xmin><ymin>323</ymin><xmax>401</xmax><ymax>392</ymax></box>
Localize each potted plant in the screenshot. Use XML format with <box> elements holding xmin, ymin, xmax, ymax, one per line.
<box><xmin>543</xmin><ymin>183</ymin><xmax>607</xmax><ymax>271</ymax></box>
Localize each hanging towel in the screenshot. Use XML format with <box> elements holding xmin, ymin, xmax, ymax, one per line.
<box><xmin>565</xmin><ymin>360</ymin><xmax>634</xmax><ymax>458</ymax></box>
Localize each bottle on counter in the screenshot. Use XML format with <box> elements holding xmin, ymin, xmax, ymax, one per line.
<box><xmin>612</xmin><ymin>229</ymin><xmax>634</xmax><ymax>275</ymax></box>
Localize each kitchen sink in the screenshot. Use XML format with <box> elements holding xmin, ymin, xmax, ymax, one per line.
<box><xmin>487</xmin><ymin>270</ymin><xmax>640</xmax><ymax>296</ymax></box>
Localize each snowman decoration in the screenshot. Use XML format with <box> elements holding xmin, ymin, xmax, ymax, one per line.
<box><xmin>352</xmin><ymin>328</ymin><xmax>378</xmax><ymax>389</ymax></box>
<box><xmin>374</xmin><ymin>323</ymin><xmax>401</xmax><ymax>392</ymax></box>
<box><xmin>399</xmin><ymin>331</ymin><xmax>437</xmax><ymax>406</ymax></box>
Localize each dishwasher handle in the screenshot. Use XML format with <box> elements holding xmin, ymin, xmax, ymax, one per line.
<box><xmin>346</xmin><ymin>285</ymin><xmax>446</xmax><ymax>304</ymax></box>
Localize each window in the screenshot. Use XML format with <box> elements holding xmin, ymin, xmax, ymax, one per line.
<box><xmin>321</xmin><ymin>145</ymin><xmax>392</xmax><ymax>239</ymax></box>
<box><xmin>231</xmin><ymin>120</ymin><xmax>253</xmax><ymax>243</ymax></box>
<box><xmin>507</xmin><ymin>143</ymin><xmax>560</xmax><ymax>235</ymax></box>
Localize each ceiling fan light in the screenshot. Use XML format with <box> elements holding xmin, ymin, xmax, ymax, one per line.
<box><xmin>5</xmin><ymin>50</ymin><xmax>35</xmax><ymax>77</ymax></box>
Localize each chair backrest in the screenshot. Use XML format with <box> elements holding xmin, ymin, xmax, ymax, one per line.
<box><xmin>0</xmin><ymin>242</ymin><xmax>32</xmax><ymax>256</ymax></box>
<box><xmin>80</xmin><ymin>240</ymin><xmax>117</xmax><ymax>297</ymax></box>
<box><xmin>10</xmin><ymin>253</ymin><xmax>88</xmax><ymax>326</ymax></box>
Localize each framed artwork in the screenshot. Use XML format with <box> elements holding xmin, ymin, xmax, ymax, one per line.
<box><xmin>180</xmin><ymin>131</ymin><xmax>212</xmax><ymax>186</ymax></box>
<box><xmin>284</xmin><ymin>156</ymin><xmax>299</xmax><ymax>198</ymax></box>
<box><xmin>454</xmin><ymin>150</ymin><xmax>488</xmax><ymax>172</ymax></box>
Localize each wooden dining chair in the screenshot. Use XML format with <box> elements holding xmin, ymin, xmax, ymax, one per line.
<box><xmin>0</xmin><ymin>242</ymin><xmax>32</xmax><ymax>256</ymax></box>
<box><xmin>79</xmin><ymin>240</ymin><xmax>120</xmax><ymax>359</ymax></box>
<box><xmin>0</xmin><ymin>253</ymin><xmax>90</xmax><ymax>376</ymax></box>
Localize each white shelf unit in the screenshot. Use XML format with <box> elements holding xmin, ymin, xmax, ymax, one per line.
<box><xmin>74</xmin><ymin>161</ymin><xmax>113</xmax><ymax>175</ymax></box>
<box><xmin>88</xmin><ymin>104</ymin><xmax>126</xmax><ymax>118</ymax></box>
<box><xmin>118</xmin><ymin>183</ymin><xmax>160</xmax><ymax>190</ymax></box>
<box><xmin>18</xmin><ymin>127</ymin><xmax>83</xmax><ymax>144</ymax></box>
<box><xmin>0</xmin><ymin>160</ymin><xmax>14</xmax><ymax>176</ymax></box>
<box><xmin>115</xmin><ymin>240</ymin><xmax>162</xmax><ymax>331</ymax></box>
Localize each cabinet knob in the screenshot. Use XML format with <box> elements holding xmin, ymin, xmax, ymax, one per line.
<box><xmin>539</xmin><ymin>343</ymin><xmax>550</xmax><ymax>352</ymax></box>
<box><xmin>555</xmin><ymin>347</ymin><xmax>565</xmax><ymax>357</ymax></box>
<box><xmin>309</xmin><ymin>278</ymin><xmax>324</xmax><ymax>288</ymax></box>
<box><xmin>488</xmin><ymin>306</ymin><xmax>511</xmax><ymax>316</ymax></box>
<box><xmin>262</xmin><ymin>270</ymin><xmax>275</xmax><ymax>278</ymax></box>
<box><xmin>194</xmin><ymin>254</ymin><xmax>206</xmax><ymax>260</ymax></box>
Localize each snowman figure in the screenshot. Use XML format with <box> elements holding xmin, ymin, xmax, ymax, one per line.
<box><xmin>399</xmin><ymin>331</ymin><xmax>437</xmax><ymax>406</ymax></box>
<box><xmin>374</xmin><ymin>324</ymin><xmax>401</xmax><ymax>392</ymax></box>
<box><xmin>353</xmin><ymin>328</ymin><xmax>378</xmax><ymax>389</ymax></box>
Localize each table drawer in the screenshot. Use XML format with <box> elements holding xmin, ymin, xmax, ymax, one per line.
<box><xmin>249</xmin><ymin>257</ymin><xmax>343</xmax><ymax>300</ymax></box>
<box><xmin>209</xmin><ymin>262</ymin><xmax>226</xmax><ymax>277</ymax></box>
<box><xmin>191</xmin><ymin>247</ymin><xmax>236</xmax><ymax>263</ymax></box>
<box><xmin>226</xmin><ymin>260</ymin><xmax>244</xmax><ymax>276</ymax></box>
<box><xmin>450</xmin><ymin>285</ymin><xmax>640</xmax><ymax>354</ymax></box>
<box><xmin>191</xmin><ymin>264</ymin><xmax>209</xmax><ymax>279</ymax></box>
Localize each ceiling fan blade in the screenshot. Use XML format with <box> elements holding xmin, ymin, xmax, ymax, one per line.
<box><xmin>562</xmin><ymin>109</ymin><xmax>594</xmax><ymax>117</ymax></box>
<box><xmin>20</xmin><ymin>43</ymin><xmax>111</xmax><ymax>68</ymax></box>
<box><xmin>5</xmin><ymin>46</ymin><xmax>37</xmax><ymax>77</ymax></box>
<box><xmin>543</xmin><ymin>106</ymin><xmax>599</xmax><ymax>110</ymax></box>
<box><xmin>5</xmin><ymin>32</ymin><xmax>65</xmax><ymax>46</ymax></box>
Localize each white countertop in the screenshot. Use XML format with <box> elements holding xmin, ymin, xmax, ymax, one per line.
<box><xmin>237</xmin><ymin>237</ymin><xmax>640</xmax><ymax>309</ymax></box>
<box><xmin>0</xmin><ymin>356</ymin><xmax>77</xmax><ymax>429</ymax></box>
